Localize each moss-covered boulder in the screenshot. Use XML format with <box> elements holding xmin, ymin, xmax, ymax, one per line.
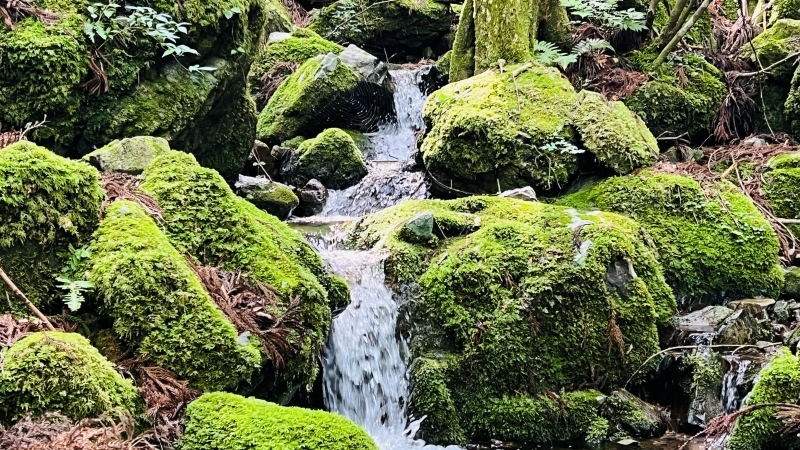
<box><xmin>786</xmin><ymin>65</ymin><xmax>800</xmax><ymax>137</ymax></box>
<box><xmin>420</xmin><ymin>65</ymin><xmax>657</xmax><ymax>195</ymax></box>
<box><xmin>82</xmin><ymin>136</ymin><xmax>171</xmax><ymax>174</ymax></box>
<box><xmin>349</xmin><ymin>196</ymin><xmax>676</xmax><ymax>443</ymax></box>
<box><xmin>0</xmin><ymin>0</ymin><xmax>290</xmax><ymax>177</ymax></box>
<box><xmin>140</xmin><ymin>151</ymin><xmax>348</xmax><ymax>398</ymax></box>
<box><xmin>281</xmin><ymin>128</ymin><xmax>368</xmax><ymax>189</ymax></box>
<box><xmin>256</xmin><ymin>54</ymin><xmax>360</xmax><ymax>145</ymax></box>
<box><xmin>89</xmin><ymin>201</ymin><xmax>262</xmax><ymax>391</ymax></box>
<box><xmin>308</xmin><ymin>0</ymin><xmax>453</xmax><ymax>56</ymax></box>
<box><xmin>763</xmin><ymin>151</ymin><xmax>800</xmax><ymax>236</ymax></box>
<box><xmin>0</xmin><ymin>141</ymin><xmax>104</xmax><ymax>313</ymax></box>
<box><xmin>0</xmin><ymin>332</ymin><xmax>141</xmax><ymax>424</ymax></box>
<box><xmin>742</xmin><ymin>20</ymin><xmax>800</xmax><ymax>83</ymax></box>
<box><xmin>775</xmin><ymin>0</ymin><xmax>800</xmax><ymax>19</ymax></box>
<box><xmin>727</xmin><ymin>348</ymin><xmax>800</xmax><ymax>450</ymax></box>
<box><xmin>235</xmin><ymin>176</ymin><xmax>299</xmax><ymax>220</ymax></box>
<box><xmin>449</xmin><ymin>0</ymin><xmax>569</xmax><ymax>81</ymax></box>
<box><xmin>249</xmin><ymin>28</ymin><xmax>344</xmax><ymax>98</ymax></box>
<box><xmin>626</xmin><ymin>52</ymin><xmax>726</xmax><ymax>139</ymax></box>
<box><xmin>559</xmin><ymin>171</ymin><xmax>783</xmax><ymax>306</ymax></box>
<box><xmin>181</xmin><ymin>392</ymin><xmax>378</xmax><ymax>450</ymax></box>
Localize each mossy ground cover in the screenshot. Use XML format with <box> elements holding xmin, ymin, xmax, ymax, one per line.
<box><xmin>559</xmin><ymin>171</ymin><xmax>783</xmax><ymax>306</ymax></box>
<box><xmin>0</xmin><ymin>141</ymin><xmax>103</xmax><ymax>313</ymax></box>
<box><xmin>349</xmin><ymin>196</ymin><xmax>676</xmax><ymax>443</ymax></box>
<box><xmin>88</xmin><ymin>201</ymin><xmax>262</xmax><ymax>392</ymax></box>
<box><xmin>140</xmin><ymin>151</ymin><xmax>348</xmax><ymax>397</ymax></box>
<box><xmin>181</xmin><ymin>392</ymin><xmax>378</xmax><ymax>450</ymax></box>
<box><xmin>0</xmin><ymin>332</ymin><xmax>141</xmax><ymax>424</ymax></box>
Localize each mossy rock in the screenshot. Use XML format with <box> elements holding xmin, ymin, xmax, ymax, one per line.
<box><xmin>140</xmin><ymin>151</ymin><xmax>349</xmax><ymax>398</ymax></box>
<box><xmin>308</xmin><ymin>0</ymin><xmax>453</xmax><ymax>55</ymax></box>
<box><xmin>82</xmin><ymin>136</ymin><xmax>171</xmax><ymax>174</ymax></box>
<box><xmin>559</xmin><ymin>171</ymin><xmax>783</xmax><ymax>306</ymax></box>
<box><xmin>0</xmin><ymin>332</ymin><xmax>141</xmax><ymax>424</ymax></box>
<box><xmin>181</xmin><ymin>392</ymin><xmax>378</xmax><ymax>450</ymax></box>
<box><xmin>742</xmin><ymin>20</ymin><xmax>800</xmax><ymax>83</ymax></box>
<box><xmin>349</xmin><ymin>196</ymin><xmax>676</xmax><ymax>443</ymax></box>
<box><xmin>727</xmin><ymin>348</ymin><xmax>800</xmax><ymax>450</ymax></box>
<box><xmin>0</xmin><ymin>141</ymin><xmax>104</xmax><ymax>313</ymax></box>
<box><xmin>763</xmin><ymin>155</ymin><xmax>800</xmax><ymax>237</ymax></box>
<box><xmin>626</xmin><ymin>52</ymin><xmax>726</xmax><ymax>140</ymax></box>
<box><xmin>281</xmin><ymin>128</ymin><xmax>368</xmax><ymax>189</ymax></box>
<box><xmin>787</xmin><ymin>65</ymin><xmax>800</xmax><ymax>137</ymax></box>
<box><xmin>88</xmin><ymin>201</ymin><xmax>262</xmax><ymax>391</ymax></box>
<box><xmin>249</xmin><ymin>28</ymin><xmax>344</xmax><ymax>98</ymax></box>
<box><xmin>420</xmin><ymin>65</ymin><xmax>658</xmax><ymax>195</ymax></box>
<box><xmin>775</xmin><ymin>0</ymin><xmax>800</xmax><ymax>19</ymax></box>
<box><xmin>256</xmin><ymin>54</ymin><xmax>360</xmax><ymax>145</ymax></box>
<box><xmin>236</xmin><ymin>178</ymin><xmax>299</xmax><ymax>220</ymax></box>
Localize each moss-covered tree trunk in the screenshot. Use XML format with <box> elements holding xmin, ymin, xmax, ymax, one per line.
<box><xmin>449</xmin><ymin>0</ymin><xmax>568</xmax><ymax>82</ymax></box>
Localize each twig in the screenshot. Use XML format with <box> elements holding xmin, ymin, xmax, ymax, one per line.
<box><xmin>735</xmin><ymin>51</ymin><xmax>800</xmax><ymax>78</ymax></box>
<box><xmin>0</xmin><ymin>267</ymin><xmax>55</xmax><ymax>331</ymax></box>
<box><xmin>653</xmin><ymin>0</ymin><xmax>713</xmax><ymax>70</ymax></box>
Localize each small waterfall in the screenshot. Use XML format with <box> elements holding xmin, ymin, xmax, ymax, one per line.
<box><xmin>321</xmin><ymin>69</ymin><xmax>429</xmax><ymax>217</ymax></box>
<box><xmin>721</xmin><ymin>357</ymin><xmax>751</xmax><ymax>413</ymax></box>
<box><xmin>321</xmin><ymin>250</ymin><xmax>458</xmax><ymax>450</ymax></box>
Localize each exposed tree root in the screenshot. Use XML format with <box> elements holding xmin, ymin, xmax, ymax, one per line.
<box><xmin>0</xmin><ymin>0</ymin><xmax>60</xmax><ymax>30</ymax></box>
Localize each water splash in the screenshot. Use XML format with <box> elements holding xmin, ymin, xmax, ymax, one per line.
<box><xmin>321</xmin><ymin>250</ymin><xmax>459</xmax><ymax>450</ymax></box>
<box><xmin>721</xmin><ymin>357</ymin><xmax>751</xmax><ymax>413</ymax></box>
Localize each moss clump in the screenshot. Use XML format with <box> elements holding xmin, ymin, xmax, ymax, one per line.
<box><xmin>742</xmin><ymin>19</ymin><xmax>800</xmax><ymax>83</ymax></box>
<box><xmin>786</xmin><ymin>66</ymin><xmax>800</xmax><ymax>137</ymax></box>
<box><xmin>775</xmin><ymin>0</ymin><xmax>800</xmax><ymax>19</ymax></box>
<box><xmin>140</xmin><ymin>151</ymin><xmax>348</xmax><ymax>397</ymax></box>
<box><xmin>0</xmin><ymin>141</ymin><xmax>103</xmax><ymax>313</ymax></box>
<box><xmin>249</xmin><ymin>28</ymin><xmax>343</xmax><ymax>94</ymax></box>
<box><xmin>626</xmin><ymin>52</ymin><xmax>726</xmax><ymax>139</ymax></box>
<box><xmin>88</xmin><ymin>201</ymin><xmax>262</xmax><ymax>391</ymax></box>
<box><xmin>727</xmin><ymin>348</ymin><xmax>800</xmax><ymax>450</ymax></box>
<box><xmin>763</xmin><ymin>160</ymin><xmax>800</xmax><ymax>237</ymax></box>
<box><xmin>0</xmin><ymin>332</ymin><xmax>141</xmax><ymax>424</ymax></box>
<box><xmin>256</xmin><ymin>54</ymin><xmax>360</xmax><ymax>144</ymax></box>
<box><xmin>350</xmin><ymin>196</ymin><xmax>676</xmax><ymax>443</ymax></box>
<box><xmin>181</xmin><ymin>392</ymin><xmax>378</xmax><ymax>450</ymax></box>
<box><xmin>282</xmin><ymin>128</ymin><xmax>368</xmax><ymax>189</ymax></box>
<box><xmin>308</xmin><ymin>0</ymin><xmax>452</xmax><ymax>54</ymax></box>
<box><xmin>237</xmin><ymin>180</ymin><xmax>299</xmax><ymax>220</ymax></box>
<box><xmin>559</xmin><ymin>171</ymin><xmax>783</xmax><ymax>306</ymax></box>
<box><xmin>82</xmin><ymin>136</ymin><xmax>171</xmax><ymax>174</ymax></box>
<box><xmin>421</xmin><ymin>66</ymin><xmax>657</xmax><ymax>194</ymax></box>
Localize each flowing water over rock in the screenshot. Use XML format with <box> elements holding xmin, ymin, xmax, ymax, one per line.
<box><xmin>321</xmin><ymin>250</ymin><xmax>458</xmax><ymax>450</ymax></box>
<box><xmin>321</xmin><ymin>69</ymin><xmax>429</xmax><ymax>217</ymax></box>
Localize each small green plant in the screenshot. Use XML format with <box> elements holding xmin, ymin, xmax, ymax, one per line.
<box><xmin>559</xmin><ymin>0</ymin><xmax>646</xmax><ymax>31</ymax></box>
<box><xmin>540</xmin><ymin>131</ymin><xmax>585</xmax><ymax>155</ymax></box>
<box><xmin>533</xmin><ymin>41</ymin><xmax>578</xmax><ymax>69</ymax></box>
<box><xmin>56</xmin><ymin>245</ymin><xmax>94</xmax><ymax>312</ymax></box>
<box><xmin>56</xmin><ymin>277</ymin><xmax>95</xmax><ymax>311</ymax></box>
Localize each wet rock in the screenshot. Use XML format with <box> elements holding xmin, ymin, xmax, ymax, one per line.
<box><xmin>783</xmin><ymin>266</ymin><xmax>800</xmax><ymax>298</ymax></box>
<box><xmin>499</xmin><ymin>186</ymin><xmax>537</xmax><ymax>201</ymax></box>
<box><xmin>673</xmin><ymin>306</ymin><xmax>767</xmax><ymax>345</ymax></box>
<box><xmin>250</xmin><ymin>140</ymin><xmax>279</xmax><ymax>180</ymax></box>
<box><xmin>82</xmin><ymin>136</ymin><xmax>170</xmax><ymax>174</ymax></box>
<box><xmin>235</xmin><ymin>175</ymin><xmax>299</xmax><ymax>220</ymax></box>
<box><xmin>294</xmin><ymin>179</ymin><xmax>329</xmax><ymax>217</ymax></box>
<box><xmin>602</xmin><ymin>389</ymin><xmax>668</xmax><ymax>439</ymax></box>
<box><xmin>687</xmin><ymin>348</ymin><xmax>725</xmax><ymax>427</ymax></box>
<box><xmin>663</xmin><ymin>145</ymin><xmax>704</xmax><ymax>163</ymax></box>
<box><xmin>339</xmin><ymin>44</ymin><xmax>395</xmax><ymax>92</ymax></box>
<box><xmin>280</xmin><ymin>128</ymin><xmax>368</xmax><ymax>189</ymax></box>
<box><xmin>728</xmin><ymin>298</ymin><xmax>776</xmax><ymax>316</ymax></box>
<box><xmin>399</xmin><ymin>212</ymin><xmax>434</xmax><ymax>243</ymax></box>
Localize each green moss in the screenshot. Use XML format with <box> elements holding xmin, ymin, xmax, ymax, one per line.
<box><xmin>559</xmin><ymin>171</ymin><xmax>783</xmax><ymax>306</ymax></box>
<box><xmin>82</xmin><ymin>136</ymin><xmax>171</xmax><ymax>174</ymax></box>
<box><xmin>409</xmin><ymin>357</ymin><xmax>466</xmax><ymax>444</ymax></box>
<box><xmin>571</xmin><ymin>91</ymin><xmax>658</xmax><ymax>174</ymax></box>
<box><xmin>775</xmin><ymin>0</ymin><xmax>800</xmax><ymax>19</ymax></box>
<box><xmin>449</xmin><ymin>0</ymin><xmax>475</xmax><ymax>82</ymax></box>
<box><xmin>140</xmin><ymin>151</ymin><xmax>348</xmax><ymax>396</ymax></box>
<box><xmin>308</xmin><ymin>0</ymin><xmax>452</xmax><ymax>53</ymax></box>
<box><xmin>787</xmin><ymin>65</ymin><xmax>800</xmax><ymax>136</ymax></box>
<box><xmin>256</xmin><ymin>55</ymin><xmax>360</xmax><ymax>144</ymax></box>
<box><xmin>249</xmin><ymin>29</ymin><xmax>343</xmax><ymax>94</ymax></box>
<box><xmin>422</xmin><ymin>66</ymin><xmax>657</xmax><ymax>194</ymax></box>
<box><xmin>0</xmin><ymin>332</ymin><xmax>141</xmax><ymax>424</ymax></box>
<box><xmin>763</xmin><ymin>165</ymin><xmax>800</xmax><ymax>237</ymax></box>
<box><xmin>602</xmin><ymin>390</ymin><xmax>665</xmax><ymax>438</ymax></box>
<box><xmin>626</xmin><ymin>52</ymin><xmax>726</xmax><ymax>139</ymax></box>
<box><xmin>728</xmin><ymin>348</ymin><xmax>800</xmax><ymax>450</ymax></box>
<box><xmin>88</xmin><ymin>201</ymin><xmax>262</xmax><ymax>391</ymax></box>
<box><xmin>0</xmin><ymin>141</ymin><xmax>103</xmax><ymax>313</ymax></box>
<box><xmin>181</xmin><ymin>392</ymin><xmax>378</xmax><ymax>450</ymax></box>
<box><xmin>350</xmin><ymin>196</ymin><xmax>676</xmax><ymax>443</ymax></box>
<box><xmin>283</xmin><ymin>128</ymin><xmax>367</xmax><ymax>189</ymax></box>
<box><xmin>282</xmin><ymin>136</ymin><xmax>307</xmax><ymax>148</ymax></box>
<box><xmin>238</xmin><ymin>180</ymin><xmax>299</xmax><ymax>220</ymax></box>
<box><xmin>743</xmin><ymin>20</ymin><xmax>800</xmax><ymax>83</ymax></box>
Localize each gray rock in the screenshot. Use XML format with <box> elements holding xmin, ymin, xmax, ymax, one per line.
<box><xmin>294</xmin><ymin>179</ymin><xmax>328</xmax><ymax>217</ymax></box>
<box><xmin>316</xmin><ymin>52</ymin><xmax>340</xmax><ymax>79</ymax></box>
<box><xmin>728</xmin><ymin>298</ymin><xmax>776</xmax><ymax>316</ymax></box>
<box><xmin>603</xmin><ymin>389</ymin><xmax>668</xmax><ymax>439</ymax></box>
<box><xmin>339</xmin><ymin>44</ymin><xmax>395</xmax><ymax>92</ymax></box>
<box><xmin>400</xmin><ymin>212</ymin><xmax>434</xmax><ymax>243</ymax></box>
<box><xmin>783</xmin><ymin>266</ymin><xmax>800</xmax><ymax>298</ymax></box>
<box><xmin>235</xmin><ymin>175</ymin><xmax>299</xmax><ymax>220</ymax></box>
<box><xmin>499</xmin><ymin>186</ymin><xmax>537</xmax><ymax>201</ymax></box>
<box><xmin>82</xmin><ymin>136</ymin><xmax>170</xmax><ymax>174</ymax></box>
<box><xmin>674</xmin><ymin>305</ymin><xmax>767</xmax><ymax>345</ymax></box>
<box><xmin>268</xmin><ymin>31</ymin><xmax>292</xmax><ymax>43</ymax></box>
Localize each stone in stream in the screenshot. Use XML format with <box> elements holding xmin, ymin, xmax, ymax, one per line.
<box><xmin>399</xmin><ymin>211</ymin><xmax>435</xmax><ymax>242</ymax></box>
<box><xmin>601</xmin><ymin>390</ymin><xmax>669</xmax><ymax>439</ymax></box>
<box><xmin>294</xmin><ymin>179</ymin><xmax>329</xmax><ymax>217</ymax></box>
<box><xmin>280</xmin><ymin>128</ymin><xmax>368</xmax><ymax>190</ymax></box>
<box><xmin>673</xmin><ymin>305</ymin><xmax>768</xmax><ymax>345</ymax></box>
<box><xmin>235</xmin><ymin>175</ymin><xmax>299</xmax><ymax>220</ymax></box>
<box><xmin>82</xmin><ymin>136</ymin><xmax>170</xmax><ymax>174</ymax></box>
<box><xmin>338</xmin><ymin>44</ymin><xmax>395</xmax><ymax>92</ymax></box>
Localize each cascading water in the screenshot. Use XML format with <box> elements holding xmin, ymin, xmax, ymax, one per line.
<box><xmin>721</xmin><ymin>357</ymin><xmax>752</xmax><ymax>413</ymax></box>
<box><xmin>320</xmin><ymin>250</ymin><xmax>458</xmax><ymax>450</ymax></box>
<box><xmin>321</xmin><ymin>69</ymin><xmax>429</xmax><ymax>217</ymax></box>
